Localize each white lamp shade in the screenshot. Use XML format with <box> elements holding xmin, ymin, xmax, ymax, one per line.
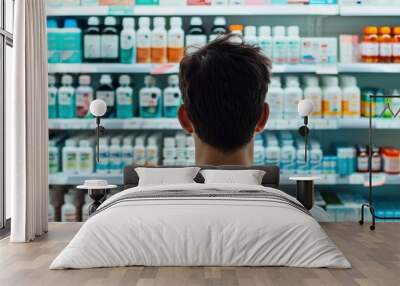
<box><xmin>298</xmin><ymin>99</ymin><xmax>314</xmax><ymax>117</ymax></box>
<box><xmin>90</xmin><ymin>99</ymin><xmax>107</xmax><ymax>117</ymax></box>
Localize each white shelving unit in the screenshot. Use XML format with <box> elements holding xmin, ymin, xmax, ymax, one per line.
<box><xmin>48</xmin><ymin>63</ymin><xmax>400</xmax><ymax>75</ymax></box>
<box><xmin>49</xmin><ymin>172</ymin><xmax>400</xmax><ymax>186</ymax></box>
<box><xmin>47</xmin><ymin>5</ymin><xmax>339</xmax><ymax>17</ymax></box>
<box><xmin>48</xmin><ymin>118</ymin><xmax>400</xmax><ymax>131</ymax></box>
<box><xmin>340</xmin><ymin>5</ymin><xmax>400</xmax><ymax>16</ymax></box>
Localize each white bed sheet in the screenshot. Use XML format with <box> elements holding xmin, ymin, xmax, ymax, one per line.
<box><xmin>50</xmin><ymin>183</ymin><xmax>350</xmax><ymax>269</ymax></box>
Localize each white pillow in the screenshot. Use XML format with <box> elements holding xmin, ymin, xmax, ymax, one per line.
<box><xmin>135</xmin><ymin>167</ymin><xmax>201</xmax><ymax>186</ymax></box>
<box><xmin>200</xmin><ymin>169</ymin><xmax>266</xmax><ymax>185</ymax></box>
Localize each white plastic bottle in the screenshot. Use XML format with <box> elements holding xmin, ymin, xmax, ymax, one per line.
<box><xmin>48</xmin><ymin>75</ymin><xmax>58</xmax><ymax>119</ymax></box>
<box><xmin>209</xmin><ymin>17</ymin><xmax>228</xmax><ymax>42</ymax></box>
<box><xmin>58</xmin><ymin>75</ymin><xmax>75</xmax><ymax>119</ymax></box>
<box><xmin>287</xmin><ymin>26</ymin><xmax>301</xmax><ymax>65</ymax></box>
<box><xmin>283</xmin><ymin>76</ymin><xmax>303</xmax><ymax>119</ymax></box>
<box><xmin>151</xmin><ymin>17</ymin><xmax>167</xmax><ymax>64</ymax></box>
<box><xmin>244</xmin><ymin>26</ymin><xmax>258</xmax><ymax>46</ymax></box>
<box><xmin>146</xmin><ymin>135</ymin><xmax>160</xmax><ymax>167</ymax></box>
<box><xmin>101</xmin><ymin>16</ymin><xmax>119</xmax><ymax>62</ymax></box>
<box><xmin>120</xmin><ymin>17</ymin><xmax>136</xmax><ymax>64</ymax></box>
<box><xmin>116</xmin><ymin>75</ymin><xmax>134</xmax><ymax>119</ymax></box>
<box><xmin>62</xmin><ymin>139</ymin><xmax>78</xmax><ymax>174</ymax></box>
<box><xmin>322</xmin><ymin>76</ymin><xmax>342</xmax><ymax>118</ymax></box>
<box><xmin>267</xmin><ymin>77</ymin><xmax>284</xmax><ymax>119</ymax></box>
<box><xmin>78</xmin><ymin>139</ymin><xmax>94</xmax><ymax>174</ymax></box>
<box><xmin>49</xmin><ymin>139</ymin><xmax>60</xmax><ymax>174</ymax></box>
<box><xmin>304</xmin><ymin>76</ymin><xmax>322</xmax><ymax>118</ymax></box>
<box><xmin>75</xmin><ymin>75</ymin><xmax>94</xmax><ymax>118</ymax></box>
<box><xmin>340</xmin><ymin>76</ymin><xmax>361</xmax><ymax>118</ymax></box>
<box><xmin>272</xmin><ymin>26</ymin><xmax>287</xmax><ymax>65</ymax></box>
<box><xmin>96</xmin><ymin>137</ymin><xmax>109</xmax><ymax>173</ymax></box>
<box><xmin>186</xmin><ymin>17</ymin><xmax>207</xmax><ymax>55</ymax></box>
<box><xmin>163</xmin><ymin>137</ymin><xmax>177</xmax><ymax>165</ymax></box>
<box><xmin>83</xmin><ymin>16</ymin><xmax>101</xmax><ymax>62</ymax></box>
<box><xmin>134</xmin><ymin>135</ymin><xmax>146</xmax><ymax>166</ymax></box>
<box><xmin>121</xmin><ymin>136</ymin><xmax>134</xmax><ymax>168</ymax></box>
<box><xmin>186</xmin><ymin>136</ymin><xmax>196</xmax><ymax>165</ymax></box>
<box><xmin>163</xmin><ymin>74</ymin><xmax>182</xmax><ymax>118</ymax></box>
<box><xmin>265</xmin><ymin>139</ymin><xmax>281</xmax><ymax>166</ymax></box>
<box><xmin>168</xmin><ymin>17</ymin><xmax>184</xmax><ymax>63</ymax></box>
<box><xmin>109</xmin><ymin>137</ymin><xmax>122</xmax><ymax>173</ymax></box>
<box><xmin>310</xmin><ymin>142</ymin><xmax>323</xmax><ymax>174</ymax></box>
<box><xmin>136</xmin><ymin>17</ymin><xmax>152</xmax><ymax>63</ymax></box>
<box><xmin>61</xmin><ymin>193</ymin><xmax>77</xmax><ymax>222</ymax></box>
<box><xmin>258</xmin><ymin>26</ymin><xmax>273</xmax><ymax>60</ymax></box>
<box><xmin>280</xmin><ymin>141</ymin><xmax>296</xmax><ymax>174</ymax></box>
<box><xmin>81</xmin><ymin>194</ymin><xmax>93</xmax><ymax>222</ymax></box>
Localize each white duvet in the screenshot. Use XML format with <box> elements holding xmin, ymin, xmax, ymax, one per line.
<box><xmin>50</xmin><ymin>183</ymin><xmax>351</xmax><ymax>269</ymax></box>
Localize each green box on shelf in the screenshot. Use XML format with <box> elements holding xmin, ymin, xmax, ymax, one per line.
<box><xmin>135</xmin><ymin>0</ymin><xmax>159</xmax><ymax>5</ymax></box>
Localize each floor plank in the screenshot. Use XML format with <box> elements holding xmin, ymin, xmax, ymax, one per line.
<box><xmin>0</xmin><ymin>222</ymin><xmax>399</xmax><ymax>286</ymax></box>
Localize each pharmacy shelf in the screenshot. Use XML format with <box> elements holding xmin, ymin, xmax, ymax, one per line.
<box><xmin>48</xmin><ymin>118</ymin><xmax>400</xmax><ymax>131</ymax></box>
<box><xmin>47</xmin><ymin>5</ymin><xmax>339</xmax><ymax>17</ymax></box>
<box><xmin>48</xmin><ymin>63</ymin><xmax>400</xmax><ymax>75</ymax></box>
<box><xmin>48</xmin><ymin>118</ymin><xmax>181</xmax><ymax>130</ymax></box>
<box><xmin>340</xmin><ymin>5</ymin><xmax>400</xmax><ymax>16</ymax></box>
<box><xmin>49</xmin><ymin>173</ymin><xmax>123</xmax><ymax>185</ymax></box>
<box><xmin>48</xmin><ymin>63</ymin><xmax>179</xmax><ymax>75</ymax></box>
<box><xmin>49</xmin><ymin>172</ymin><xmax>400</xmax><ymax>186</ymax></box>
<box><xmin>338</xmin><ymin>63</ymin><xmax>400</xmax><ymax>74</ymax></box>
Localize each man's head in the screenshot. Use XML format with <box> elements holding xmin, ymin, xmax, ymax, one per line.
<box><xmin>178</xmin><ymin>34</ymin><xmax>271</xmax><ymax>163</ymax></box>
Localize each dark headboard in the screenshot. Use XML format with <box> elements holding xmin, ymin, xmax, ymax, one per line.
<box><xmin>123</xmin><ymin>165</ymin><xmax>280</xmax><ymax>189</ymax></box>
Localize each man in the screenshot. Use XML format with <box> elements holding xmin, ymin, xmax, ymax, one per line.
<box><xmin>178</xmin><ymin>34</ymin><xmax>272</xmax><ymax>166</ymax></box>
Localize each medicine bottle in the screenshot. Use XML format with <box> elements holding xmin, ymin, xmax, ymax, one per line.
<box><xmin>393</xmin><ymin>27</ymin><xmax>400</xmax><ymax>63</ymax></box>
<box><xmin>361</xmin><ymin>26</ymin><xmax>379</xmax><ymax>63</ymax></box>
<box><xmin>378</xmin><ymin>26</ymin><xmax>393</xmax><ymax>63</ymax></box>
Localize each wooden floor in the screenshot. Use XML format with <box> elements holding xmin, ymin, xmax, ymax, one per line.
<box><xmin>0</xmin><ymin>222</ymin><xmax>399</xmax><ymax>286</ymax></box>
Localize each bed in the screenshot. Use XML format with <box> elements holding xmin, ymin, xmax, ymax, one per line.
<box><xmin>50</xmin><ymin>166</ymin><xmax>350</xmax><ymax>269</ymax></box>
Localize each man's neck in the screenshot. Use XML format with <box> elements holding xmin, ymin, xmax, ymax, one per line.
<box><xmin>195</xmin><ymin>140</ymin><xmax>254</xmax><ymax>166</ymax></box>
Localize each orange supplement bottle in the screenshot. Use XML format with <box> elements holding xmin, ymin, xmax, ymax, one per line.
<box><xmin>137</xmin><ymin>17</ymin><xmax>151</xmax><ymax>63</ymax></box>
<box><xmin>167</xmin><ymin>17</ymin><xmax>184</xmax><ymax>63</ymax></box>
<box><xmin>361</xmin><ymin>26</ymin><xmax>379</xmax><ymax>63</ymax></box>
<box><xmin>393</xmin><ymin>27</ymin><xmax>400</xmax><ymax>63</ymax></box>
<box><xmin>151</xmin><ymin>17</ymin><xmax>168</xmax><ymax>64</ymax></box>
<box><xmin>378</xmin><ymin>26</ymin><xmax>393</xmax><ymax>63</ymax></box>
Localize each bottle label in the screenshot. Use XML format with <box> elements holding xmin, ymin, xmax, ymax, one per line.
<box><xmin>117</xmin><ymin>90</ymin><xmax>133</xmax><ymax>105</ymax></box>
<box><xmin>79</xmin><ymin>152</ymin><xmax>92</xmax><ymax>172</ymax></box>
<box><xmin>287</xmin><ymin>40</ymin><xmax>300</xmax><ymax>64</ymax></box>
<box><xmin>361</xmin><ymin>42</ymin><xmax>379</xmax><ymax>56</ymax></box>
<box><xmin>358</xmin><ymin>157</ymin><xmax>369</xmax><ymax>172</ymax></box>
<box><xmin>49</xmin><ymin>151</ymin><xmax>59</xmax><ymax>173</ymax></box>
<box><xmin>151</xmin><ymin>47</ymin><xmax>167</xmax><ymax>63</ymax></box>
<box><xmin>259</xmin><ymin>39</ymin><xmax>272</xmax><ymax>59</ymax></box>
<box><xmin>65</xmin><ymin>153</ymin><xmax>77</xmax><ymax>171</ymax></box>
<box><xmin>134</xmin><ymin>148</ymin><xmax>146</xmax><ymax>166</ymax></box>
<box><xmin>122</xmin><ymin>151</ymin><xmax>134</xmax><ymax>167</ymax></box>
<box><xmin>137</xmin><ymin>33</ymin><xmax>151</xmax><ymax>48</ymax></box>
<box><xmin>97</xmin><ymin>148</ymin><xmax>109</xmax><ymax>172</ymax></box>
<box><xmin>323</xmin><ymin>93</ymin><xmax>341</xmax><ymax>117</ymax></box>
<box><xmin>273</xmin><ymin>40</ymin><xmax>287</xmax><ymax>64</ymax></box>
<box><xmin>109</xmin><ymin>151</ymin><xmax>122</xmax><ymax>171</ymax></box>
<box><xmin>120</xmin><ymin>33</ymin><xmax>136</xmax><ymax>63</ymax></box>
<box><xmin>58</xmin><ymin>91</ymin><xmax>73</xmax><ymax>105</ymax></box>
<box><xmin>393</xmin><ymin>43</ymin><xmax>400</xmax><ymax>56</ymax></box>
<box><xmin>305</xmin><ymin>93</ymin><xmax>322</xmax><ymax>116</ymax></box>
<box><xmin>164</xmin><ymin>90</ymin><xmax>181</xmax><ymax>107</ymax></box>
<box><xmin>96</xmin><ymin>91</ymin><xmax>115</xmax><ymax>106</ymax></box>
<box><xmin>101</xmin><ymin>35</ymin><xmax>119</xmax><ymax>59</ymax></box>
<box><xmin>76</xmin><ymin>90</ymin><xmax>93</xmax><ymax>118</ymax></box>
<box><xmin>284</xmin><ymin>91</ymin><xmax>301</xmax><ymax>117</ymax></box>
<box><xmin>266</xmin><ymin>92</ymin><xmax>283</xmax><ymax>117</ymax></box>
<box><xmin>343</xmin><ymin>93</ymin><xmax>361</xmax><ymax>116</ymax></box>
<box><xmin>62</xmin><ymin>212</ymin><xmax>77</xmax><ymax>222</ymax></box>
<box><xmin>84</xmin><ymin>35</ymin><xmax>101</xmax><ymax>59</ymax></box>
<box><xmin>48</xmin><ymin>91</ymin><xmax>57</xmax><ymax>106</ymax></box>
<box><xmin>140</xmin><ymin>91</ymin><xmax>160</xmax><ymax>107</ymax></box>
<box><xmin>186</xmin><ymin>35</ymin><xmax>207</xmax><ymax>54</ymax></box>
<box><xmin>380</xmin><ymin>43</ymin><xmax>392</xmax><ymax>57</ymax></box>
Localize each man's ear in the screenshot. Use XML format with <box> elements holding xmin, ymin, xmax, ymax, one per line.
<box><xmin>178</xmin><ymin>105</ymin><xmax>194</xmax><ymax>134</ymax></box>
<box><xmin>255</xmin><ymin>103</ymin><xmax>269</xmax><ymax>133</ymax></box>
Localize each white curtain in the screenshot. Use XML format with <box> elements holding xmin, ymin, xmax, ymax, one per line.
<box><xmin>8</xmin><ymin>0</ymin><xmax>49</xmax><ymax>242</ymax></box>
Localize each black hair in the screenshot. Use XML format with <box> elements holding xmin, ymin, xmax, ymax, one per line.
<box><xmin>179</xmin><ymin>33</ymin><xmax>272</xmax><ymax>152</ymax></box>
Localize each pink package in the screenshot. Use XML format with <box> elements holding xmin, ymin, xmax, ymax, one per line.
<box><xmin>187</xmin><ymin>0</ymin><xmax>211</xmax><ymax>5</ymax></box>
